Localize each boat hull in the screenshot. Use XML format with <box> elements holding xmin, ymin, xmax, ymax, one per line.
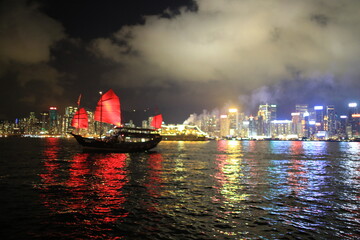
<box><xmin>71</xmin><ymin>133</ymin><xmax>162</xmax><ymax>152</ymax></box>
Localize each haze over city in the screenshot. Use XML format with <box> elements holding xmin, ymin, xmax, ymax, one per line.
<box><xmin>1</xmin><ymin>0</ymin><xmax>359</xmax><ymax>123</ymax></box>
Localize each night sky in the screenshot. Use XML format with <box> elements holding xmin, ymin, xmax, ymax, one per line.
<box><xmin>1</xmin><ymin>0</ymin><xmax>359</xmax><ymax>124</ymax></box>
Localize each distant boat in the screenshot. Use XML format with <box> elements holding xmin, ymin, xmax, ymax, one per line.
<box><xmin>160</xmin><ymin>124</ymin><xmax>208</xmax><ymax>141</ymax></box>
<box><xmin>70</xmin><ymin>89</ymin><xmax>162</xmax><ymax>152</ymax></box>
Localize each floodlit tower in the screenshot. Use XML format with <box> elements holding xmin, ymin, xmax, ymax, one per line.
<box><xmin>228</xmin><ymin>108</ymin><xmax>239</xmax><ymax>137</ymax></box>
<box><xmin>220</xmin><ymin>115</ymin><xmax>230</xmax><ymax>138</ymax></box>
<box><xmin>347</xmin><ymin>103</ymin><xmax>359</xmax><ymax>138</ymax></box>
<box><xmin>295</xmin><ymin>104</ymin><xmax>308</xmax><ymax>116</ymax></box>
<box><xmin>64</xmin><ymin>106</ymin><xmax>78</xmax><ymax>133</ymax></box>
<box><xmin>339</xmin><ymin>115</ymin><xmax>348</xmax><ymax>139</ymax></box>
<box><xmin>40</xmin><ymin>111</ymin><xmax>49</xmax><ymax>133</ymax></box>
<box><xmin>257</xmin><ymin>104</ymin><xmax>277</xmax><ymax>136</ymax></box>
<box><xmin>326</xmin><ymin>105</ymin><xmax>336</xmax><ymax>138</ymax></box>
<box><xmin>314</xmin><ymin>106</ymin><xmax>324</xmax><ymax>132</ymax></box>
<box><xmin>28</xmin><ymin>112</ymin><xmax>38</xmax><ymax>134</ymax></box>
<box><xmin>295</xmin><ymin>104</ymin><xmax>309</xmax><ymax>138</ymax></box>
<box><xmin>291</xmin><ymin>112</ymin><xmax>301</xmax><ymax>137</ymax></box>
<box><xmin>49</xmin><ymin>107</ymin><xmax>59</xmax><ymax>134</ymax></box>
<box><xmin>303</xmin><ymin>111</ymin><xmax>310</xmax><ymax>138</ymax></box>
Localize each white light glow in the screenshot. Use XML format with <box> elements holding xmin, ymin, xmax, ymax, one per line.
<box><xmin>349</xmin><ymin>103</ymin><xmax>357</xmax><ymax>108</ymax></box>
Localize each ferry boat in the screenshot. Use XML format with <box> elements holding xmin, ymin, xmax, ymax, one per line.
<box><xmin>70</xmin><ymin>89</ymin><xmax>162</xmax><ymax>152</ymax></box>
<box><xmin>160</xmin><ymin>124</ymin><xmax>208</xmax><ymax>141</ymax></box>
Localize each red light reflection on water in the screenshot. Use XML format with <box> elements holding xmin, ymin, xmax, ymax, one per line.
<box><xmin>39</xmin><ymin>138</ymin><xmax>61</xmax><ymax>192</ymax></box>
<box><xmin>39</xmin><ymin>149</ymin><xmax>129</xmax><ymax>230</ymax></box>
<box><xmin>91</xmin><ymin>154</ymin><xmax>129</xmax><ymax>223</ymax></box>
<box><xmin>142</xmin><ymin>153</ymin><xmax>164</xmax><ymax>212</ymax></box>
<box><xmin>65</xmin><ymin>153</ymin><xmax>90</xmax><ymax>211</ymax></box>
<box><xmin>145</xmin><ymin>153</ymin><xmax>164</xmax><ymax>198</ymax></box>
<box><xmin>287</xmin><ymin>141</ymin><xmax>308</xmax><ymax>194</ymax></box>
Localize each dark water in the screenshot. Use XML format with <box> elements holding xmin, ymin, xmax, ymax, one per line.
<box><xmin>0</xmin><ymin>138</ymin><xmax>359</xmax><ymax>239</ymax></box>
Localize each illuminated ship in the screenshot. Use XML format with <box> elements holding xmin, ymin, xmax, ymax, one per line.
<box><xmin>70</xmin><ymin>89</ymin><xmax>162</xmax><ymax>152</ymax></box>
<box><xmin>160</xmin><ymin>124</ymin><xmax>208</xmax><ymax>141</ymax></box>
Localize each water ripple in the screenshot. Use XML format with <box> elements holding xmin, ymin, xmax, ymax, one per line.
<box><xmin>0</xmin><ymin>138</ymin><xmax>359</xmax><ymax>239</ymax></box>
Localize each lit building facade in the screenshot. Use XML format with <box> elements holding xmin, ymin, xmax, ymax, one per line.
<box><xmin>228</xmin><ymin>108</ymin><xmax>239</xmax><ymax>137</ymax></box>
<box><xmin>347</xmin><ymin>103</ymin><xmax>359</xmax><ymax>138</ymax></box>
<box><xmin>314</xmin><ymin>106</ymin><xmax>324</xmax><ymax>132</ymax></box>
<box><xmin>270</xmin><ymin>120</ymin><xmax>292</xmax><ymax>138</ymax></box>
<box><xmin>219</xmin><ymin>115</ymin><xmax>230</xmax><ymax>138</ymax></box>
<box><xmin>257</xmin><ymin>104</ymin><xmax>277</xmax><ymax>136</ymax></box>
<box><xmin>291</xmin><ymin>112</ymin><xmax>302</xmax><ymax>137</ymax></box>
<box><xmin>326</xmin><ymin>105</ymin><xmax>337</xmax><ymax>138</ymax></box>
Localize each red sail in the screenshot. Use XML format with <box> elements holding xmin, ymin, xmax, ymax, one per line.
<box><xmin>151</xmin><ymin>114</ymin><xmax>163</xmax><ymax>129</ymax></box>
<box><xmin>71</xmin><ymin>108</ymin><xmax>88</xmax><ymax>129</ymax></box>
<box><xmin>94</xmin><ymin>89</ymin><xmax>121</xmax><ymax>126</ymax></box>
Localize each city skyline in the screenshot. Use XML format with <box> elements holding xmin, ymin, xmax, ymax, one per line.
<box><xmin>1</xmin><ymin>100</ymin><xmax>359</xmax><ymax>141</ymax></box>
<box><xmin>1</xmin><ymin>0</ymin><xmax>360</xmax><ymax>123</ymax></box>
<box><xmin>1</xmin><ymin>98</ymin><xmax>358</xmax><ymax>123</ymax></box>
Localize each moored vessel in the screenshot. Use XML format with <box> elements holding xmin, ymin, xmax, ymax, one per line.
<box><xmin>160</xmin><ymin>124</ymin><xmax>208</xmax><ymax>141</ymax></box>
<box><xmin>70</xmin><ymin>89</ymin><xmax>162</xmax><ymax>152</ymax></box>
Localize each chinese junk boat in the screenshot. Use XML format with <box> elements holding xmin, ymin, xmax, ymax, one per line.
<box><xmin>70</xmin><ymin>89</ymin><xmax>162</xmax><ymax>152</ymax></box>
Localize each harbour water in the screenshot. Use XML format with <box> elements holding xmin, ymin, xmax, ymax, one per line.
<box><xmin>0</xmin><ymin>138</ymin><xmax>359</xmax><ymax>239</ymax></box>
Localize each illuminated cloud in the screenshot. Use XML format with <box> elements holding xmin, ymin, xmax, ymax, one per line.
<box><xmin>91</xmin><ymin>0</ymin><xmax>360</xmax><ymax>91</ymax></box>
<box><xmin>0</xmin><ymin>0</ymin><xmax>65</xmax><ymax>64</ymax></box>
<box><xmin>0</xmin><ymin>0</ymin><xmax>66</xmax><ymax>115</ymax></box>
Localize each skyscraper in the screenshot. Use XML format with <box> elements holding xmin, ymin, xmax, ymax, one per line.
<box><xmin>295</xmin><ymin>104</ymin><xmax>308</xmax><ymax>116</ymax></box>
<box><xmin>257</xmin><ymin>104</ymin><xmax>277</xmax><ymax>136</ymax></box>
<box><xmin>219</xmin><ymin>114</ymin><xmax>230</xmax><ymax>138</ymax></box>
<box><xmin>326</xmin><ymin>105</ymin><xmax>336</xmax><ymax>138</ymax></box>
<box><xmin>228</xmin><ymin>108</ymin><xmax>239</xmax><ymax>137</ymax></box>
<box><xmin>314</xmin><ymin>106</ymin><xmax>324</xmax><ymax>132</ymax></box>
<box><xmin>40</xmin><ymin>112</ymin><xmax>49</xmax><ymax>133</ymax></box>
<box><xmin>347</xmin><ymin>103</ymin><xmax>359</xmax><ymax>138</ymax></box>
<box><xmin>295</xmin><ymin>104</ymin><xmax>309</xmax><ymax>138</ymax></box>
<box><xmin>291</xmin><ymin>112</ymin><xmax>302</xmax><ymax>137</ymax></box>
<box><xmin>49</xmin><ymin>107</ymin><xmax>59</xmax><ymax>134</ymax></box>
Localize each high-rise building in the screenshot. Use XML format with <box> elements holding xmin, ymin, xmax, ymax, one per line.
<box><xmin>40</xmin><ymin>112</ymin><xmax>49</xmax><ymax>133</ymax></box>
<box><xmin>347</xmin><ymin>103</ymin><xmax>359</xmax><ymax>138</ymax></box>
<box><xmin>295</xmin><ymin>104</ymin><xmax>309</xmax><ymax>138</ymax></box>
<box><xmin>291</xmin><ymin>112</ymin><xmax>302</xmax><ymax>137</ymax></box>
<box><xmin>63</xmin><ymin>106</ymin><xmax>78</xmax><ymax>134</ymax></box>
<box><xmin>228</xmin><ymin>108</ymin><xmax>239</xmax><ymax>137</ymax></box>
<box><xmin>326</xmin><ymin>105</ymin><xmax>336</xmax><ymax>138</ymax></box>
<box><xmin>219</xmin><ymin>114</ymin><xmax>230</xmax><ymax>138</ymax></box>
<box><xmin>303</xmin><ymin>111</ymin><xmax>310</xmax><ymax>138</ymax></box>
<box><xmin>26</xmin><ymin>112</ymin><xmax>39</xmax><ymax>134</ymax></box>
<box><xmin>49</xmin><ymin>107</ymin><xmax>59</xmax><ymax>134</ymax></box>
<box><xmin>314</xmin><ymin>106</ymin><xmax>324</xmax><ymax>132</ymax></box>
<box><xmin>258</xmin><ymin>104</ymin><xmax>277</xmax><ymax>122</ymax></box>
<box><xmin>295</xmin><ymin>104</ymin><xmax>308</xmax><ymax>116</ymax></box>
<box><xmin>270</xmin><ymin>120</ymin><xmax>292</xmax><ymax>138</ymax></box>
<box><xmin>248</xmin><ymin>116</ymin><xmax>257</xmax><ymax>138</ymax></box>
<box><xmin>339</xmin><ymin>115</ymin><xmax>348</xmax><ymax>139</ymax></box>
<box><xmin>257</xmin><ymin>104</ymin><xmax>276</xmax><ymax>136</ymax></box>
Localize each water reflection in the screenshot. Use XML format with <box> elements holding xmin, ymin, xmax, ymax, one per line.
<box><xmin>265</xmin><ymin>141</ymin><xmax>345</xmax><ymax>234</ymax></box>
<box><xmin>39</xmin><ymin>141</ymin><xmax>130</xmax><ymax>238</ymax></box>
<box><xmin>34</xmin><ymin>139</ymin><xmax>360</xmax><ymax>239</ymax></box>
<box><xmin>144</xmin><ymin>153</ymin><xmax>164</xmax><ymax>212</ymax></box>
<box><xmin>214</xmin><ymin>140</ymin><xmax>249</xmax><ymax>204</ymax></box>
<box><xmin>39</xmin><ymin>138</ymin><xmax>61</xmax><ymax>191</ymax></box>
<box><xmin>288</xmin><ymin>141</ymin><xmax>307</xmax><ymax>195</ymax></box>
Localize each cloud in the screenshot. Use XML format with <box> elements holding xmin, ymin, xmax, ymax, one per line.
<box><xmin>0</xmin><ymin>0</ymin><xmax>65</xmax><ymax>65</ymax></box>
<box><xmin>0</xmin><ymin>0</ymin><xmax>66</xmax><ymax>118</ymax></box>
<box><xmin>91</xmin><ymin>0</ymin><xmax>360</xmax><ymax>91</ymax></box>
